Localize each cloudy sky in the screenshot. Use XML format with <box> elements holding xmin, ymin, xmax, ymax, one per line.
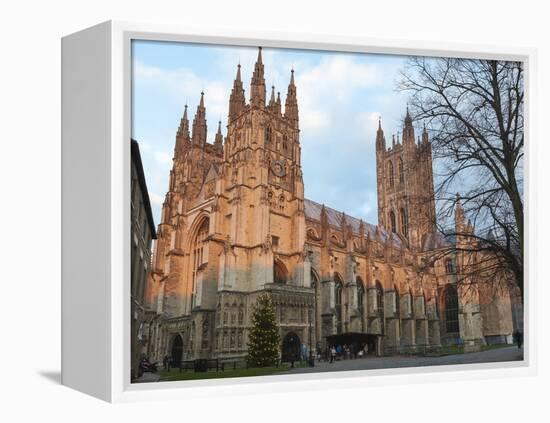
<box><xmin>132</xmin><ymin>40</ymin><xmax>412</xmax><ymax>226</ymax></box>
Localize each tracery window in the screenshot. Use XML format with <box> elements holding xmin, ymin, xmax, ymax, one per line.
<box><xmin>265</xmin><ymin>126</ymin><xmax>272</xmax><ymax>144</ymax></box>
<box><xmin>191</xmin><ymin>218</ymin><xmax>209</xmax><ymax>306</ymax></box>
<box><xmin>387</xmin><ymin>161</ymin><xmax>395</xmax><ymax>189</ymax></box>
<box><xmin>375</xmin><ymin>281</ymin><xmax>384</xmax><ymax>315</ymax></box>
<box><xmin>389</xmin><ymin>210</ymin><xmax>397</xmax><ymax>233</ymax></box>
<box><xmin>394</xmin><ymin>285</ymin><xmax>400</xmax><ymax>316</ymax></box>
<box><xmin>445</xmin><ymin>285</ymin><xmax>459</xmax><ymax>333</ymax></box>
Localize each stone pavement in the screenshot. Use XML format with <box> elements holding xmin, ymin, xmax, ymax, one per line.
<box><xmin>133</xmin><ymin>371</ymin><xmax>161</xmax><ymax>383</ymax></box>
<box><xmin>283</xmin><ymin>346</ymin><xmax>523</xmax><ymax>375</ymax></box>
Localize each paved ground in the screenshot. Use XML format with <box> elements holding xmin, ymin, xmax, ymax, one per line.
<box><xmin>283</xmin><ymin>346</ymin><xmax>523</xmax><ymax>375</ymax></box>
<box><xmin>133</xmin><ymin>371</ymin><xmax>161</xmax><ymax>383</ymax></box>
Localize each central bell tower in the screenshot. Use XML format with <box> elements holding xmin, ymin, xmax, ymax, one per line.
<box><xmin>222</xmin><ymin>47</ymin><xmax>306</xmax><ymax>290</ymax></box>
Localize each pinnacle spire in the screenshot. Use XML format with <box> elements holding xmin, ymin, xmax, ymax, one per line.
<box><xmin>422</xmin><ymin>122</ymin><xmax>429</xmax><ymax>143</ymax></box>
<box><xmin>192</xmin><ymin>92</ymin><xmax>207</xmax><ymax>146</ymax></box>
<box><xmin>284</xmin><ymin>68</ymin><xmax>299</xmax><ymax>128</ymax></box>
<box><xmin>175</xmin><ymin>103</ymin><xmax>190</xmax><ymax>157</ymax></box>
<box><xmin>229</xmin><ymin>63</ymin><xmax>246</xmax><ymax>120</ymax></box>
<box><xmin>214</xmin><ymin>120</ymin><xmax>223</xmax><ymax>153</ymax></box>
<box><xmin>376</xmin><ymin>116</ymin><xmax>385</xmax><ymax>151</ymax></box>
<box><xmin>403</xmin><ymin>106</ymin><xmax>414</xmax><ymax>144</ymax></box>
<box><xmin>250</xmin><ymin>47</ymin><xmax>266</xmax><ymax>107</ymax></box>
<box><xmin>269</xmin><ymin>85</ymin><xmax>276</xmax><ymax>106</ymax></box>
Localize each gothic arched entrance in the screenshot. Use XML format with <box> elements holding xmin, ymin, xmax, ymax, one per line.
<box><xmin>171</xmin><ymin>334</ymin><xmax>183</xmax><ymax>365</ymax></box>
<box><xmin>281</xmin><ymin>332</ymin><xmax>301</xmax><ymax>362</ymax></box>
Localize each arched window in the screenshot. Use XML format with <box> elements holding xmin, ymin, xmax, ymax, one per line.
<box><xmin>444</xmin><ymin>285</ymin><xmax>459</xmax><ymax>333</ymax></box>
<box><xmin>394</xmin><ymin>284</ymin><xmax>400</xmax><ymax>316</ymax></box>
<box><xmin>398</xmin><ymin>157</ymin><xmax>404</xmax><ymax>184</ymax></box>
<box><xmin>283</xmin><ymin>134</ymin><xmax>288</xmax><ymax>151</ymax></box>
<box><xmin>387</xmin><ymin>161</ymin><xmax>395</xmax><ymax>189</ymax></box>
<box><xmin>400</xmin><ymin>208</ymin><xmax>408</xmax><ymax>236</ymax></box>
<box><xmin>201</xmin><ymin>318</ymin><xmax>209</xmax><ymax>349</ymax></box>
<box><xmin>265</xmin><ymin>126</ymin><xmax>272</xmax><ymax>144</ymax></box>
<box><xmin>191</xmin><ymin>218</ymin><xmax>209</xmax><ymax>306</ymax></box>
<box><xmin>274</xmin><ymin>259</ymin><xmax>288</xmax><ymax>284</ymax></box>
<box><xmin>445</xmin><ymin>258</ymin><xmax>455</xmax><ymax>274</ymax></box>
<box><xmin>375</xmin><ymin>281</ymin><xmax>384</xmax><ymax>315</ymax></box>
<box><xmin>335</xmin><ymin>274</ymin><xmax>344</xmax><ymax>334</ymax></box>
<box><xmin>389</xmin><ymin>210</ymin><xmax>397</xmax><ymax>233</ymax></box>
<box><xmin>357</xmin><ymin>277</ymin><xmax>365</xmax><ymax>331</ymax></box>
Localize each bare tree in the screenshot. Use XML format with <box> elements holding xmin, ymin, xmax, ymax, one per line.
<box><xmin>399</xmin><ymin>57</ymin><xmax>524</xmax><ymax>301</ymax></box>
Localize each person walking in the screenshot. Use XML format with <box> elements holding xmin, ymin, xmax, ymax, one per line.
<box><xmin>330</xmin><ymin>346</ymin><xmax>336</xmax><ymax>363</ymax></box>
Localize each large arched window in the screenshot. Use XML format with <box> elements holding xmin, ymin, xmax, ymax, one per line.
<box><xmin>375</xmin><ymin>281</ymin><xmax>384</xmax><ymax>315</ymax></box>
<box><xmin>387</xmin><ymin>161</ymin><xmax>395</xmax><ymax>189</ymax></box>
<box><xmin>335</xmin><ymin>274</ymin><xmax>344</xmax><ymax>334</ymax></box>
<box><xmin>389</xmin><ymin>210</ymin><xmax>397</xmax><ymax>233</ymax></box>
<box><xmin>273</xmin><ymin>259</ymin><xmax>288</xmax><ymax>284</ymax></box>
<box><xmin>444</xmin><ymin>284</ymin><xmax>459</xmax><ymax>333</ymax></box>
<box><xmin>191</xmin><ymin>218</ymin><xmax>209</xmax><ymax>305</ymax></box>
<box><xmin>398</xmin><ymin>157</ymin><xmax>404</xmax><ymax>184</ymax></box>
<box><xmin>400</xmin><ymin>208</ymin><xmax>408</xmax><ymax>236</ymax></box>
<box><xmin>357</xmin><ymin>277</ymin><xmax>365</xmax><ymax>331</ymax></box>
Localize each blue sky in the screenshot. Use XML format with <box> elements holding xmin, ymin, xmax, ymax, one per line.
<box><xmin>132</xmin><ymin>40</ymin><xmax>412</xmax><ymax>226</ymax></box>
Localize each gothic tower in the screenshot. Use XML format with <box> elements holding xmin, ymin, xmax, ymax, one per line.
<box><xmin>375</xmin><ymin>109</ymin><xmax>436</xmax><ymax>250</ymax></box>
<box><xmin>221</xmin><ymin>47</ymin><xmax>306</xmax><ymax>292</ymax></box>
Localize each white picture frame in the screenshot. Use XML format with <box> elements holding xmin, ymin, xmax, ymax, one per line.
<box><xmin>61</xmin><ymin>20</ymin><xmax>537</xmax><ymax>403</ymax></box>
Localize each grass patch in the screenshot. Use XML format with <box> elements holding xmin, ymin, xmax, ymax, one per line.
<box><xmin>158</xmin><ymin>365</ymin><xmax>290</xmax><ymax>382</ymax></box>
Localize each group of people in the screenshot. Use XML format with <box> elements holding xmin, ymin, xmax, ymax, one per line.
<box><xmin>327</xmin><ymin>343</ymin><xmax>370</xmax><ymax>363</ymax></box>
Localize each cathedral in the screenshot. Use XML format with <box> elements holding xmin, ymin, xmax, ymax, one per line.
<box><xmin>143</xmin><ymin>47</ymin><xmax>521</xmax><ymax>364</ymax></box>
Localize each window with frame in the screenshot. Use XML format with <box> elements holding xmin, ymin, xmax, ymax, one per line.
<box><xmin>387</xmin><ymin>160</ymin><xmax>395</xmax><ymax>189</ymax></box>
<box><xmin>445</xmin><ymin>285</ymin><xmax>459</xmax><ymax>333</ymax></box>
<box><xmin>191</xmin><ymin>218</ymin><xmax>209</xmax><ymax>306</ymax></box>
<box><xmin>376</xmin><ymin>281</ymin><xmax>384</xmax><ymax>315</ymax></box>
<box><xmin>389</xmin><ymin>210</ymin><xmax>397</xmax><ymax>233</ymax></box>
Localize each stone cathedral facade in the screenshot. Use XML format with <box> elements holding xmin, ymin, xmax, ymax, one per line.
<box><xmin>143</xmin><ymin>48</ymin><xmax>521</xmax><ymax>364</ymax></box>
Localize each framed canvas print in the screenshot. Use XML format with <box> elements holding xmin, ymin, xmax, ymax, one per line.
<box><xmin>61</xmin><ymin>21</ymin><xmax>537</xmax><ymax>402</ymax></box>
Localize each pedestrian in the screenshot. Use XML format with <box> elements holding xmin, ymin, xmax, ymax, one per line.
<box><xmin>514</xmin><ymin>330</ymin><xmax>523</xmax><ymax>349</ymax></box>
<box><xmin>330</xmin><ymin>346</ymin><xmax>336</xmax><ymax>363</ymax></box>
<box><xmin>364</xmin><ymin>343</ymin><xmax>369</xmax><ymax>357</ymax></box>
<box><xmin>163</xmin><ymin>355</ymin><xmax>168</xmax><ymax>371</ymax></box>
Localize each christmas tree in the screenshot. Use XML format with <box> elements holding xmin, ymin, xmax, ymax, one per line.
<box><xmin>246</xmin><ymin>294</ymin><xmax>280</xmax><ymax>367</ymax></box>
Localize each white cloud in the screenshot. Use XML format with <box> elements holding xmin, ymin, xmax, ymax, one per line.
<box><xmin>154</xmin><ymin>151</ymin><xmax>172</xmax><ymax>166</ymax></box>
<box><xmin>355</xmin><ymin>111</ymin><xmax>382</xmax><ymax>143</ymax></box>
<box><xmin>149</xmin><ymin>192</ymin><xmax>164</xmax><ymax>207</ymax></box>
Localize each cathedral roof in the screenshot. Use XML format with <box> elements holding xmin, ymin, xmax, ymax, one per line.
<box><xmin>303</xmin><ymin>198</ymin><xmax>403</xmax><ymax>247</ymax></box>
<box><xmin>421</xmin><ymin>231</ymin><xmax>453</xmax><ymax>251</ymax></box>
